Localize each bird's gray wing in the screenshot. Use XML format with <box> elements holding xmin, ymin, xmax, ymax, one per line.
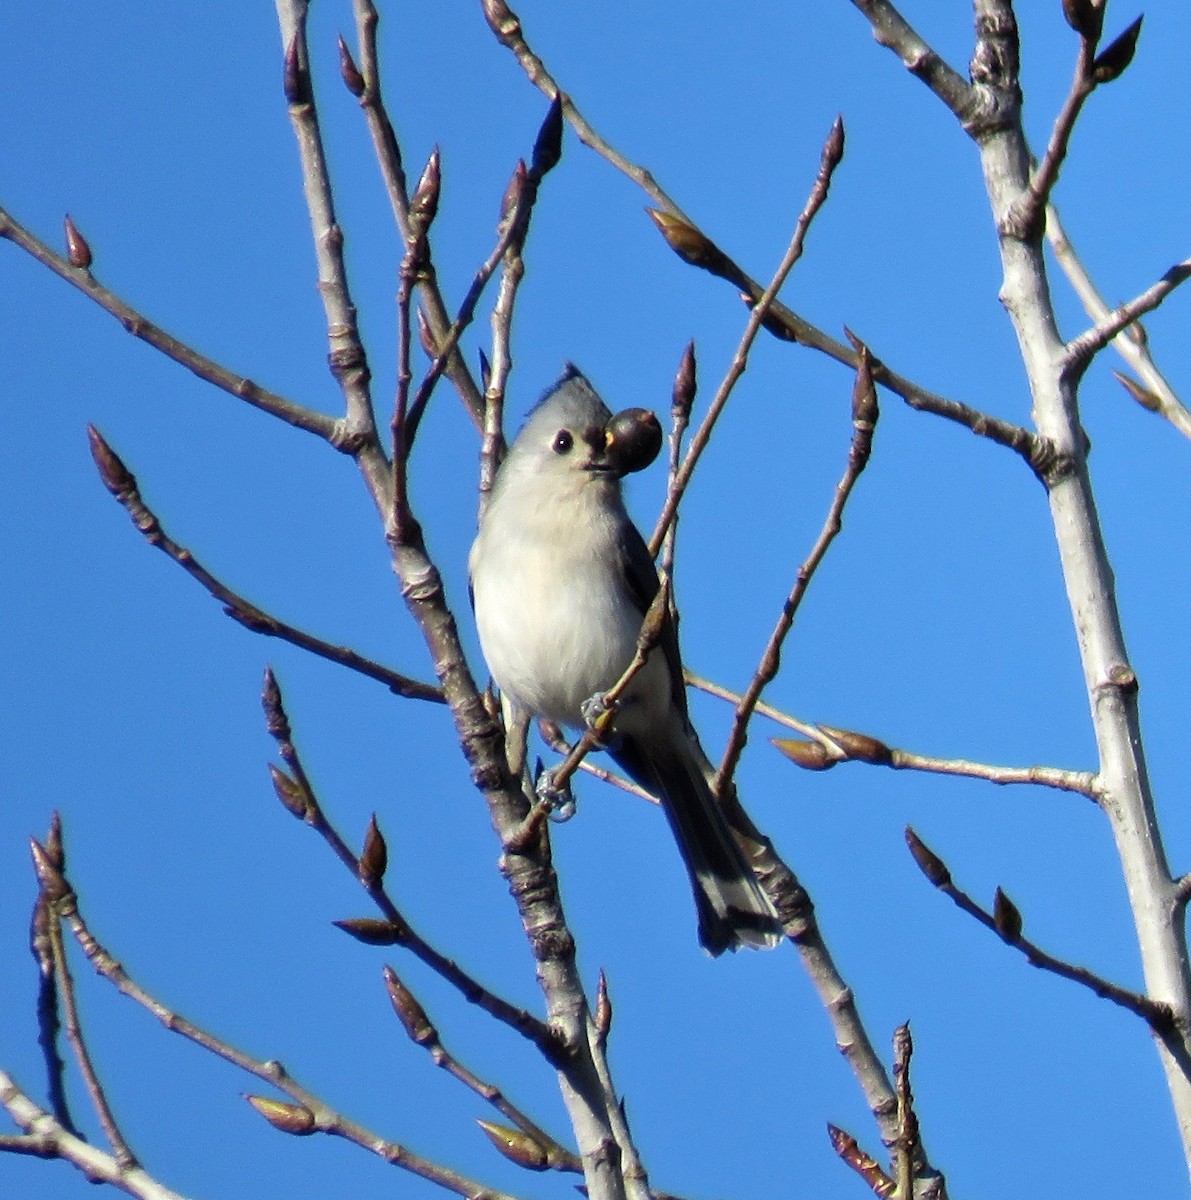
<box><xmin>616</xmin><ymin>518</ymin><xmax>690</xmax><ymax>723</ymax></box>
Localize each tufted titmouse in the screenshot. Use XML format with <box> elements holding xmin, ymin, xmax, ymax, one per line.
<box><xmin>469</xmin><ymin>366</ymin><xmax>781</xmax><ymax>955</ymax></box>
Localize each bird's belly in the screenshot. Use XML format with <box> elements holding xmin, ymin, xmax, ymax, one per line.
<box><xmin>475</xmin><ymin>553</ymin><xmax>643</xmax><ymax>727</ymax></box>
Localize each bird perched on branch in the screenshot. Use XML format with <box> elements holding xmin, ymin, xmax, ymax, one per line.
<box><xmin>469</xmin><ymin>365</ymin><xmax>781</xmax><ymax>955</ymax></box>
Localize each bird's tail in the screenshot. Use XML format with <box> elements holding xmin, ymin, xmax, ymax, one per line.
<box><xmin>610</xmin><ymin>728</ymin><xmax>783</xmax><ymax>956</ymax></box>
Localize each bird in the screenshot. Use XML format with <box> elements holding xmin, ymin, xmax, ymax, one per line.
<box><xmin>469</xmin><ymin>365</ymin><xmax>782</xmax><ymax>955</ymax></box>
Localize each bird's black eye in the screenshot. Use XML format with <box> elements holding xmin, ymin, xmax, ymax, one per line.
<box><xmin>552</xmin><ymin>429</ymin><xmax>574</xmax><ymax>455</ymax></box>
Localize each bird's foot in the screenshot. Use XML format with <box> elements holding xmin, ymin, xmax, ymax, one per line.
<box><xmin>534</xmin><ymin>764</ymin><xmax>577</xmax><ymax>823</ymax></box>
<box><xmin>580</xmin><ymin>692</ymin><xmax>616</xmax><ymax>747</ymax></box>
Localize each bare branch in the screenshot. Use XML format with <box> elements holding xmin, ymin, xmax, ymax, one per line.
<box><xmin>383</xmin><ymin>966</ymin><xmax>582</xmax><ymax>1173</ymax></box>
<box><xmin>349</xmin><ymin>0</ymin><xmax>487</xmax><ymax>428</ymax></box>
<box><xmin>1063</xmin><ymin>259</ymin><xmax>1191</xmax><ymax>382</ymax></box>
<box><xmin>847</xmin><ymin>1</ymin><xmax>975</xmax><ymax>124</ymax></box>
<box><xmin>86</xmin><ymin>427</ymin><xmax>443</xmax><ymax>703</ymax></box>
<box><xmin>275</xmin><ymin>1</ymin><xmax>390</xmax><ymax>499</ymax></box>
<box><xmin>905</xmin><ymin>828</ymin><xmax>1177</xmax><ymax>1032</ymax></box>
<box><xmin>1044</xmin><ymin>204</ymin><xmax>1191</xmax><ymax>439</ymax></box>
<box><xmin>259</xmin><ymin>669</ymin><xmax>559</xmax><ymax>1059</ymax></box>
<box><xmin>479</xmin><ymin>0</ymin><xmax>1039</xmax><ymax>471</ymax></box>
<box><xmin>0</xmin><ymin>1070</ymin><xmax>190</xmax><ymax>1200</ymax></box>
<box><xmin>44</xmin><ymin>886</ymin><xmax>139</xmax><ymax>1169</ymax></box>
<box><xmin>714</xmin><ymin>341</ymin><xmax>878</xmax><ymax>796</ymax></box>
<box><xmin>0</xmin><ymin>205</ymin><xmax>338</xmax><ymax>443</ymax></box>
<box><xmin>691</xmin><ymin>676</ymin><xmax>1099</xmax><ymax>799</ymax></box>
<box><xmin>648</xmin><ymin>117</ymin><xmax>845</xmax><ymax>556</ymax></box>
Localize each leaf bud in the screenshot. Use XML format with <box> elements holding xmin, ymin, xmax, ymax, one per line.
<box><xmin>904</xmin><ymin>827</ymin><xmax>951</xmax><ymax>888</ymax></box>
<box><xmin>268</xmin><ymin>764</ymin><xmax>308</xmax><ymax>820</ymax></box>
<box><xmin>818</xmin><ymin>724</ymin><xmax>891</xmax><ymax>765</ymax></box>
<box><xmin>771</xmin><ymin>738</ymin><xmax>836</xmax><ymax>771</ymax></box>
<box><xmin>333</xmin><ymin>917</ymin><xmax>406</xmax><ymax>946</ymax></box>
<box><xmin>1091</xmin><ymin>15</ymin><xmax>1143</xmax><ymax>83</ymax></box>
<box><xmin>672</xmin><ymin>341</ymin><xmax>696</xmax><ymax>421</ymax></box>
<box><xmin>359</xmin><ymin>814</ymin><xmax>388</xmax><ymax>888</ymax></box>
<box><xmin>337</xmin><ymin>35</ymin><xmax>365</xmax><ymax>97</ymax></box>
<box><xmin>993</xmin><ymin>887</ymin><xmax>1023</xmax><ymax>943</ymax></box>
<box><xmin>86</xmin><ymin>425</ymin><xmax>135</xmax><ymax>498</ymax></box>
<box><xmin>531</xmin><ymin>92</ymin><xmax>564</xmax><ymax>178</ymax></box>
<box><xmin>476</xmin><ymin>1119</ymin><xmax>549</xmax><ymax>1171</ymax></box>
<box><xmin>64</xmin><ymin>215</ymin><xmax>92</xmax><ymax>269</ymax></box>
<box><xmin>245</xmin><ymin>1095</ymin><xmax>315</xmax><ymax>1136</ymax></box>
<box><xmin>384</xmin><ymin>966</ymin><xmax>436</xmax><ymax>1044</ymax></box>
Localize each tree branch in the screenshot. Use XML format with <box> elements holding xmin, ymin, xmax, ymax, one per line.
<box><xmin>0</xmin><ymin>205</ymin><xmax>339</xmax><ymax>443</ymax></box>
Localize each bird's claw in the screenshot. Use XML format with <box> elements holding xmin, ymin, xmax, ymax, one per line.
<box><xmin>534</xmin><ymin>767</ymin><xmax>577</xmax><ymax>822</ymax></box>
<box><xmin>580</xmin><ymin>692</ymin><xmax>616</xmax><ymax>746</ymax></box>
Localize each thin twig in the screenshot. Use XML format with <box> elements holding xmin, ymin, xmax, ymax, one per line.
<box><xmin>1006</xmin><ymin>34</ymin><xmax>1099</xmax><ymax>238</ymax></box>
<box><xmin>714</xmin><ymin>340</ymin><xmax>877</xmax><ymax>797</ymax></box>
<box><xmin>1062</xmin><ymin>259</ymin><xmax>1191</xmax><ymax>382</ymax></box>
<box><xmin>29</xmin><ymin>818</ymin><xmax>76</xmax><ymax>1135</ymax></box>
<box><xmin>277</xmin><ymin>2</ymin><xmax>391</xmax><ymax>500</ymax></box>
<box><xmin>259</xmin><ymin>669</ymin><xmax>561</xmax><ymax>1061</ymax></box>
<box><xmin>46</xmin><ymin>900</ymin><xmax>139</xmax><ymax>1168</ymax></box>
<box><xmin>659</xmin><ymin>343</ymin><xmax>696</xmax><ymax>580</ymax></box>
<box><xmin>46</xmin><ymin>878</ymin><xmax>516</xmax><ymax>1195</ymax></box>
<box><xmin>480</xmin><ymin>0</ymin><xmax>1038</xmax><ymax>473</ymax></box>
<box><xmin>689</xmin><ymin>672</ymin><xmax>1099</xmax><ymax>799</ymax></box>
<box><xmin>891</xmin><ymin>1024</ymin><xmax>922</xmax><ymax>1200</ymax></box>
<box><xmin>1045</xmin><ymin>201</ymin><xmax>1191</xmax><ymax>439</ymax></box>
<box><xmin>905</xmin><ymin>828</ymin><xmax>1176</xmax><ymax>1031</ymax></box>
<box><xmin>348</xmin><ymin>0</ymin><xmax>487</xmax><ymax>429</ymax></box>
<box><xmin>383</xmin><ymin>966</ymin><xmax>582</xmax><ymax>1172</ymax></box>
<box><xmin>539</xmin><ymin>722</ymin><xmax>656</xmax><ymax>804</ymax></box>
<box><xmin>0</xmin><ymin>206</ymin><xmax>338</xmax><ymax>443</ymax></box>
<box><xmin>85</xmin><ymin>427</ymin><xmax>443</xmax><ymax>703</ymax></box>
<box><xmin>649</xmin><ymin>117</ymin><xmax>845</xmax><ymax>557</ymax></box>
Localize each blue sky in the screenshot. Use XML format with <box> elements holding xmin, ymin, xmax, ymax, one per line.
<box><xmin>4</xmin><ymin>2</ymin><xmax>1191</xmax><ymax>1198</ymax></box>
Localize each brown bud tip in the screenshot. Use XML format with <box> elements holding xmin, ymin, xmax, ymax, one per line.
<box><xmin>826</xmin><ymin>1123</ymin><xmax>895</xmax><ymax>1196</ymax></box>
<box><xmin>646</xmin><ymin>208</ymin><xmax>717</xmax><ymax>269</ymax></box>
<box><xmin>409</xmin><ymin>149</ymin><xmax>441</xmax><ymax>234</ymax></box>
<box><xmin>476</xmin><ymin>1119</ymin><xmax>549</xmax><ymax>1171</ymax></box>
<box><xmin>359</xmin><ymin>814</ymin><xmax>388</xmax><ymax>888</ymax></box>
<box><xmin>282</xmin><ymin>36</ymin><xmax>307</xmax><ymax>105</ymax></box>
<box><xmin>818</xmin><ymin>724</ymin><xmax>892</xmax><ymax>765</ymax></box>
<box><xmin>605</xmin><ymin>408</ymin><xmax>663</xmax><ymax>477</ymax></box>
<box><xmin>246</xmin><ymin>1095</ymin><xmax>316</xmax><ymax>1136</ymax></box>
<box><xmin>44</xmin><ymin>812</ymin><xmax>65</xmax><ymax>872</ymax></box>
<box><xmin>904</xmin><ymin>827</ymin><xmax>951</xmax><ymax>888</ymax></box>
<box><xmin>333</xmin><ymin>917</ymin><xmax>406</xmax><ymax>946</ymax></box>
<box><xmin>499</xmin><ymin>160</ymin><xmax>528</xmax><ymax>228</ymax></box>
<box><xmin>993</xmin><ymin>887</ymin><xmax>1023</xmax><ymax>943</ymax></box>
<box><xmin>595</xmin><ymin>969</ymin><xmax>612</xmax><ymax>1041</ymax></box>
<box><xmin>268</xmin><ymin>764</ymin><xmax>309</xmax><ymax>820</ymax></box>
<box><xmin>822</xmin><ymin>115</ymin><xmax>845</xmax><ymax>172</ymax></box>
<box><xmin>383</xmin><ymin>966</ymin><xmax>436</xmax><ymax>1043</ymax></box>
<box><xmin>64</xmin><ymin>215</ymin><xmax>93</xmax><ymax>269</ymax></box>
<box><xmin>1063</xmin><ymin>0</ymin><xmax>1105</xmax><ymax>40</ymax></box>
<box><xmin>1091</xmin><ymin>15</ymin><xmax>1143</xmax><ymax>83</ymax></box>
<box><xmin>850</xmin><ymin>344</ymin><xmax>878</xmax><ymax>428</ymax></box>
<box><xmin>337</xmin><ymin>35</ymin><xmax>365</xmax><ymax>97</ymax></box>
<box><xmin>531</xmin><ymin>92</ymin><xmax>564</xmax><ymax>178</ymax></box>
<box><xmin>893</xmin><ymin>1021</ymin><xmax>913</xmax><ymax>1064</ymax></box>
<box><xmin>86</xmin><ymin>425</ymin><xmax>135</xmax><ymax>497</ymax></box>
<box><xmin>29</xmin><ymin>839</ymin><xmax>70</xmax><ymax>903</ymax></box>
<box><xmin>672</xmin><ymin>341</ymin><xmax>696</xmax><ymax>418</ymax></box>
<box><xmin>772</xmin><ymin>737</ymin><xmax>836</xmax><ymax>771</ymax></box>
<box><xmin>1112</xmin><ymin>370</ymin><xmax>1162</xmax><ymax>413</ymax></box>
<box><xmin>261</xmin><ymin>667</ymin><xmax>290</xmax><ymax>739</ymax></box>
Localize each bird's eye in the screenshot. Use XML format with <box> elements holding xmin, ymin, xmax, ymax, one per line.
<box><xmin>552</xmin><ymin>430</ymin><xmax>574</xmax><ymax>454</ymax></box>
